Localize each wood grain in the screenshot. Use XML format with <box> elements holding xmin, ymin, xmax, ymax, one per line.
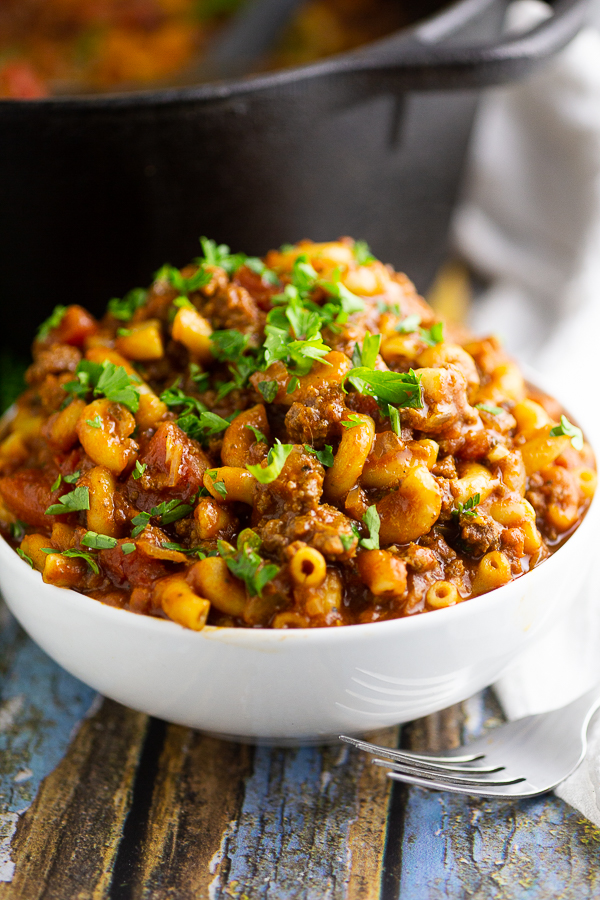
<box><xmin>0</xmin><ymin>699</ymin><xmax>148</xmax><ymax>900</ymax></box>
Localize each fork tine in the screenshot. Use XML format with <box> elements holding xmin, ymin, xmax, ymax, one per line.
<box><xmin>369</xmin><ymin>755</ymin><xmax>504</xmax><ymax>775</ymax></box>
<box><xmin>373</xmin><ymin>758</ymin><xmax>518</xmax><ymax>786</ymax></box>
<box><xmin>339</xmin><ymin>735</ymin><xmax>483</xmax><ymax>765</ymax></box>
<box><xmin>386</xmin><ymin>770</ymin><xmax>534</xmax><ymax>798</ymax></box>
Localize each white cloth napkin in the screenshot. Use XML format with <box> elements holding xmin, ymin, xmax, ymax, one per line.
<box><xmin>453</xmin><ymin>0</ymin><xmax>600</xmax><ymax>824</ymax></box>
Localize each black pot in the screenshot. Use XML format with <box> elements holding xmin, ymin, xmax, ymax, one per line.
<box><xmin>0</xmin><ymin>0</ymin><xmax>589</xmax><ymax>351</ymax></box>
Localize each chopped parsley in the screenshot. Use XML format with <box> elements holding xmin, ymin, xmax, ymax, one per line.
<box><xmin>45</xmin><ymin>486</ymin><xmax>90</xmax><ymax>516</ymax></box>
<box><xmin>81</xmin><ymin>531</ymin><xmax>119</xmax><ymax>550</ymax></box>
<box><xmin>419</xmin><ymin>322</ymin><xmax>444</xmax><ymax>346</ymax></box>
<box><xmin>550</xmin><ymin>415</ymin><xmax>584</xmax><ymax>451</ymax></box>
<box><xmin>65</xmin><ymin>471</ymin><xmax>81</xmax><ymax>484</ymax></box>
<box><xmin>217</xmin><ymin>530</ymin><xmax>279</xmax><ymax>597</ymax></box>
<box><xmin>107</xmin><ymin>288</ymin><xmax>147</xmax><ymax>322</ymax></box>
<box><xmin>245</xmin><ymin>424</ymin><xmax>268</xmax><ymax>444</ymax></box>
<box><xmin>352</xmin><ymin>333</ymin><xmax>381</xmax><ymax>369</ymax></box>
<box><xmin>37</xmin><ymin>305</ymin><xmax>67</xmax><ymax>341</ymax></box>
<box><xmin>353</xmin><ymin>240</ymin><xmax>376</xmax><ymax>265</ymax></box>
<box><xmin>42</xmin><ymin>547</ymin><xmax>100</xmax><ymax>575</ymax></box>
<box><xmin>341</xmin><ymin>414</ymin><xmax>364</xmax><ymax>428</ymax></box>
<box><xmin>155</xmin><ymin>263</ymin><xmax>212</xmax><ymax>296</ymax></box>
<box><xmin>130</xmin><ymin>499</ymin><xmax>194</xmax><ymax>538</ymax></box>
<box><xmin>304</xmin><ymin>444</ymin><xmax>334</xmax><ymax>467</ymax></box>
<box><xmin>177</xmin><ymin>411</ymin><xmax>230</xmax><ymax>443</ymax></box>
<box><xmin>207</xmin><ymin>470</ymin><xmax>228</xmax><ymax>499</ymax></box>
<box><xmin>211</xmin><ymin>329</ymin><xmax>249</xmax><ymax>361</ymax></box>
<box><xmin>10</xmin><ymin>520</ymin><xmax>27</xmax><ymax>542</ymax></box>
<box><xmin>64</xmin><ymin>360</ymin><xmax>140</xmax><ymax>414</ymax></box>
<box><xmin>347</xmin><ymin>368</ymin><xmax>423</xmax><ymax>409</ymax></box>
<box><xmin>247</xmin><ymin>440</ymin><xmax>293</xmax><ymax>484</ymax></box>
<box><xmin>395</xmin><ymin>314</ymin><xmax>421</xmax><ymax>334</ymax></box>
<box><xmin>16</xmin><ymin>548</ymin><xmax>33</xmax><ymax>567</ymax></box>
<box><xmin>360</xmin><ymin>506</ymin><xmax>381</xmax><ymax>550</ymax></box>
<box><xmin>476</xmin><ymin>403</ymin><xmax>503</xmax><ymax>416</ymax></box>
<box><xmin>133</xmin><ymin>460</ymin><xmax>147</xmax><ymax>480</ymax></box>
<box><xmin>286</xmin><ymin>377</ymin><xmax>299</xmax><ymax>394</ymax></box>
<box><xmin>196</xmin><ymin>237</ymin><xmax>279</xmax><ymax>285</ymax></box>
<box><xmin>86</xmin><ymin>415</ymin><xmax>102</xmax><ymax>429</ymax></box>
<box><xmin>339</xmin><ymin>532</ymin><xmax>356</xmax><ymax>552</ymax></box>
<box><xmin>257</xmin><ymin>380</ymin><xmax>279</xmax><ymax>404</ymax></box>
<box><xmin>121</xmin><ymin>543</ymin><xmax>136</xmax><ymax>555</ymax></box>
<box><xmin>454</xmin><ymin>493</ymin><xmax>481</xmax><ymax>519</ymax></box>
<box><xmin>388</xmin><ymin>406</ymin><xmax>401</xmax><ymax>436</ymax></box>
<box><xmin>160</xmin><ymin>383</ymin><xmax>207</xmax><ymax>416</ymax></box>
<box><xmin>51</xmin><ymin>474</ymin><xmax>62</xmax><ymax>492</ymax></box>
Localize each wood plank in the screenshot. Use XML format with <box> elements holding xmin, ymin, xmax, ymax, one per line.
<box><xmin>0</xmin><ymin>602</ymin><xmax>97</xmax><ymax>884</ymax></box>
<box><xmin>0</xmin><ymin>699</ymin><xmax>148</xmax><ymax>900</ymax></box>
<box><xmin>385</xmin><ymin>690</ymin><xmax>600</xmax><ymax>900</ymax></box>
<box><xmin>212</xmin><ymin>728</ymin><xmax>398</xmax><ymax>900</ymax></box>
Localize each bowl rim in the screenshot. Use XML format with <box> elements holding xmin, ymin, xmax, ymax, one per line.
<box><xmin>1</xmin><ymin>358</ymin><xmax>596</xmax><ymax>645</ymax></box>
<box><xmin>0</xmin><ymin>0</ymin><xmax>493</xmax><ymax>110</ymax></box>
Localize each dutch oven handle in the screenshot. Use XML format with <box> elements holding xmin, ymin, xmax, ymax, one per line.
<box><xmin>288</xmin><ymin>0</ymin><xmax>591</xmax><ymax>90</ymax></box>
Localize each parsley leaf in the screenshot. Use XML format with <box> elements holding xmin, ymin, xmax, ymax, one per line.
<box><xmin>37</xmin><ymin>305</ymin><xmax>67</xmax><ymax>341</ymax></box>
<box><xmin>177</xmin><ymin>411</ymin><xmax>230</xmax><ymax>443</ymax></box>
<box><xmin>419</xmin><ymin>322</ymin><xmax>444</xmax><ymax>346</ymax></box>
<box><xmin>130</xmin><ymin>499</ymin><xmax>194</xmax><ymax>537</ymax></box>
<box><xmin>360</xmin><ymin>506</ymin><xmax>380</xmax><ymax>550</ymax></box>
<box><xmin>133</xmin><ymin>460</ymin><xmax>147</xmax><ymax>480</ymax></box>
<box><xmin>353</xmin><ymin>240</ymin><xmax>376</xmax><ymax>265</ymax></box>
<box><xmin>64</xmin><ymin>471</ymin><xmax>81</xmax><ymax>484</ymax></box>
<box><xmin>45</xmin><ymin>486</ymin><xmax>90</xmax><ymax>516</ymax></box>
<box><xmin>17</xmin><ymin>548</ymin><xmax>33</xmax><ymax>567</ymax></box>
<box><xmin>247</xmin><ymin>440</ymin><xmax>293</xmax><ymax>484</ymax></box>
<box><xmin>86</xmin><ymin>415</ymin><xmax>102</xmax><ymax>428</ymax></box>
<box><xmin>107</xmin><ymin>288</ymin><xmax>147</xmax><ymax>321</ymax></box>
<box><xmin>245</xmin><ymin>424</ymin><xmax>268</xmax><ymax>444</ymax></box>
<box><xmin>211</xmin><ymin>329</ymin><xmax>249</xmax><ymax>362</ymax></box>
<box><xmin>550</xmin><ymin>415</ymin><xmax>584</xmax><ymax>451</ymax></box>
<box><xmin>82</xmin><ymin>531</ymin><xmax>119</xmax><ymax>550</ymax></box>
<box><xmin>42</xmin><ymin>547</ymin><xmax>100</xmax><ymax>574</ymax></box>
<box><xmin>341</xmin><ymin>414</ymin><xmax>363</xmax><ymax>428</ymax></box>
<box><xmin>121</xmin><ymin>542</ymin><xmax>136</xmax><ymax>555</ymax></box>
<box><xmin>352</xmin><ymin>333</ymin><xmax>382</xmax><ymax>370</ymax></box>
<box><xmin>64</xmin><ymin>360</ymin><xmax>140</xmax><ymax>414</ymax></box>
<box><xmin>339</xmin><ymin>532</ymin><xmax>356</xmax><ymax>552</ymax></box>
<box><xmin>287</xmin><ymin>376</ymin><xmax>299</xmax><ymax>394</ymax></box>
<box><xmin>304</xmin><ymin>444</ymin><xmax>334</xmax><ymax>467</ymax></box>
<box><xmin>51</xmin><ymin>474</ymin><xmax>62</xmax><ymax>492</ymax></box>
<box><xmin>244</xmin><ymin>257</ymin><xmax>280</xmax><ymax>286</ymax></box>
<box><xmin>395</xmin><ymin>314</ymin><xmax>421</xmax><ymax>334</ymax></box>
<box><xmin>388</xmin><ymin>406</ymin><xmax>401</xmax><ymax>436</ymax></box>
<box><xmin>156</xmin><ymin>263</ymin><xmax>212</xmax><ymax>296</ymax></box>
<box><xmin>454</xmin><ymin>493</ymin><xmax>481</xmax><ymax>518</ymax></box>
<box><xmin>160</xmin><ymin>383</ymin><xmax>207</xmax><ymax>416</ymax></box>
<box><xmin>476</xmin><ymin>403</ymin><xmax>503</xmax><ymax>416</ymax></box>
<box><xmin>217</xmin><ymin>530</ymin><xmax>278</xmax><ymax>597</ymax></box>
<box><xmin>257</xmin><ymin>380</ymin><xmax>279</xmax><ymax>403</ymax></box>
<box><xmin>10</xmin><ymin>520</ymin><xmax>27</xmax><ymax>542</ymax></box>
<box><xmin>347</xmin><ymin>368</ymin><xmax>423</xmax><ymax>409</ymax></box>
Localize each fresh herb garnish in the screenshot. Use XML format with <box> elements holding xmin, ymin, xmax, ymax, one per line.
<box><xmin>107</xmin><ymin>288</ymin><xmax>147</xmax><ymax>321</ymax></box>
<box><xmin>16</xmin><ymin>548</ymin><xmax>33</xmax><ymax>567</ymax></box>
<box><xmin>42</xmin><ymin>547</ymin><xmax>100</xmax><ymax>574</ymax></box>
<box><xmin>64</xmin><ymin>360</ymin><xmax>140</xmax><ymax>414</ymax></box>
<box><xmin>353</xmin><ymin>240</ymin><xmax>376</xmax><ymax>265</ymax></box>
<box><xmin>388</xmin><ymin>406</ymin><xmax>401</xmax><ymax>436</ymax></box>
<box><xmin>476</xmin><ymin>403</ymin><xmax>503</xmax><ymax>416</ymax></box>
<box><xmin>419</xmin><ymin>322</ymin><xmax>444</xmax><ymax>346</ymax></box>
<box><xmin>121</xmin><ymin>543</ymin><xmax>136</xmax><ymax>555</ymax></box>
<box><xmin>51</xmin><ymin>474</ymin><xmax>62</xmax><ymax>492</ymax></box>
<box><xmin>45</xmin><ymin>486</ymin><xmax>90</xmax><ymax>516</ymax></box>
<box><xmin>130</xmin><ymin>498</ymin><xmax>194</xmax><ymax>538</ymax></box>
<box><xmin>286</xmin><ymin>376</ymin><xmax>299</xmax><ymax>394</ymax></box>
<box><xmin>178</xmin><ymin>411</ymin><xmax>230</xmax><ymax>443</ymax></box>
<box><xmin>81</xmin><ymin>531</ymin><xmax>119</xmax><ymax>550</ymax></box>
<box><xmin>245</xmin><ymin>424</ymin><xmax>268</xmax><ymax>444</ymax></box>
<box><xmin>352</xmin><ymin>333</ymin><xmax>381</xmax><ymax>369</ymax></box>
<box><xmin>341</xmin><ymin>414</ymin><xmax>364</xmax><ymax>428</ymax></box>
<box><xmin>339</xmin><ymin>532</ymin><xmax>356</xmax><ymax>552</ymax></box>
<box><xmin>37</xmin><ymin>305</ymin><xmax>67</xmax><ymax>341</ymax></box>
<box><xmin>217</xmin><ymin>529</ymin><xmax>279</xmax><ymax>597</ymax></box>
<box><xmin>211</xmin><ymin>329</ymin><xmax>249</xmax><ymax>361</ymax></box>
<box><xmin>454</xmin><ymin>493</ymin><xmax>481</xmax><ymax>519</ymax></box>
<box><xmin>360</xmin><ymin>506</ymin><xmax>380</xmax><ymax>550</ymax></box>
<box><xmin>247</xmin><ymin>440</ymin><xmax>293</xmax><ymax>484</ymax></box>
<box><xmin>304</xmin><ymin>444</ymin><xmax>334</xmax><ymax>467</ymax></box>
<box><xmin>64</xmin><ymin>471</ymin><xmax>81</xmax><ymax>484</ymax></box>
<box><xmin>10</xmin><ymin>520</ymin><xmax>27</xmax><ymax>542</ymax></box>
<box><xmin>395</xmin><ymin>314</ymin><xmax>421</xmax><ymax>334</ymax></box>
<box><xmin>160</xmin><ymin>383</ymin><xmax>207</xmax><ymax>416</ymax></box>
<box><xmin>155</xmin><ymin>263</ymin><xmax>212</xmax><ymax>296</ymax></box>
<box><xmin>347</xmin><ymin>368</ymin><xmax>423</xmax><ymax>409</ymax></box>
<box><xmin>257</xmin><ymin>380</ymin><xmax>279</xmax><ymax>404</ymax></box>
<box><xmin>550</xmin><ymin>415</ymin><xmax>584</xmax><ymax>451</ymax></box>
<box><xmin>86</xmin><ymin>415</ymin><xmax>102</xmax><ymax>428</ymax></box>
<box><xmin>133</xmin><ymin>460</ymin><xmax>147</xmax><ymax>480</ymax></box>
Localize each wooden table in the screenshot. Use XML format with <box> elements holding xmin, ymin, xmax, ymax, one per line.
<box><xmin>1</xmin><ymin>599</ymin><xmax>599</xmax><ymax>900</ymax></box>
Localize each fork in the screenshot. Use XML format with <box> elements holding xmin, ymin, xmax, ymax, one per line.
<box><xmin>340</xmin><ymin>684</ymin><xmax>600</xmax><ymax>798</ymax></box>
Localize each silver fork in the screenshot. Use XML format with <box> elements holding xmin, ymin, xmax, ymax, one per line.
<box><xmin>340</xmin><ymin>684</ymin><xmax>600</xmax><ymax>798</ymax></box>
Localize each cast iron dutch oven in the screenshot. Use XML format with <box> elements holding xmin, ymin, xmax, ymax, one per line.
<box><xmin>0</xmin><ymin>0</ymin><xmax>589</xmax><ymax>350</ymax></box>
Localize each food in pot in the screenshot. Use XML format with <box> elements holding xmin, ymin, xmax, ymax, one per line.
<box><xmin>0</xmin><ymin>0</ymin><xmax>411</xmax><ymax>98</ymax></box>
<box><xmin>0</xmin><ymin>238</ymin><xmax>595</xmax><ymax>629</ymax></box>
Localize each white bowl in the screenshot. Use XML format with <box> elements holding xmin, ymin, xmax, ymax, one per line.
<box><xmin>0</xmin><ymin>376</ymin><xmax>597</xmax><ymax>743</ymax></box>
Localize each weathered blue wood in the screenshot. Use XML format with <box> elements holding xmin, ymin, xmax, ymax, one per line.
<box><xmin>0</xmin><ymin>602</ymin><xmax>97</xmax><ymax>882</ymax></box>
<box><xmin>396</xmin><ymin>691</ymin><xmax>600</xmax><ymax>900</ymax></box>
